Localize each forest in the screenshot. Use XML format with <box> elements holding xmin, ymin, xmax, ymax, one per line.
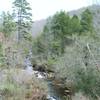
<box><xmin>0</xmin><ymin>0</ymin><xmax>100</xmax><ymax>100</ymax></box>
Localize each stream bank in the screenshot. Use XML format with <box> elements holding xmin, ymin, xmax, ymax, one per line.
<box><xmin>25</xmin><ymin>56</ymin><xmax>72</xmax><ymax>100</ymax></box>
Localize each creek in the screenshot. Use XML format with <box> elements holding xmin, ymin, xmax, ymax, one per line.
<box><xmin>25</xmin><ymin>56</ymin><xmax>66</xmax><ymax>100</ymax></box>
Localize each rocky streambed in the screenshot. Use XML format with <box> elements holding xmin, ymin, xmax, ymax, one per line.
<box><xmin>25</xmin><ymin>57</ymin><xmax>73</xmax><ymax>100</ymax></box>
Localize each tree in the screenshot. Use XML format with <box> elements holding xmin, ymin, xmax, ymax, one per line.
<box><xmin>51</xmin><ymin>11</ymin><xmax>71</xmax><ymax>53</ymax></box>
<box><xmin>70</xmin><ymin>15</ymin><xmax>81</xmax><ymax>34</ymax></box>
<box><xmin>13</xmin><ymin>0</ymin><xmax>32</xmax><ymax>41</ymax></box>
<box><xmin>34</xmin><ymin>36</ymin><xmax>46</xmax><ymax>55</ymax></box>
<box><xmin>0</xmin><ymin>11</ymin><xmax>16</xmax><ymax>37</ymax></box>
<box><xmin>80</xmin><ymin>9</ymin><xmax>93</xmax><ymax>33</ymax></box>
<box><xmin>51</xmin><ymin>11</ymin><xmax>71</xmax><ymax>38</ymax></box>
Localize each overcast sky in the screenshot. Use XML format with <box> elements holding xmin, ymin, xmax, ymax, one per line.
<box><xmin>0</xmin><ymin>0</ymin><xmax>94</xmax><ymax>21</ymax></box>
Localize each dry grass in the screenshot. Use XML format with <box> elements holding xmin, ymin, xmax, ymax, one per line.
<box><xmin>0</xmin><ymin>68</ymin><xmax>48</xmax><ymax>100</ymax></box>
<box><xmin>72</xmin><ymin>93</ymin><xmax>89</xmax><ymax>100</ymax></box>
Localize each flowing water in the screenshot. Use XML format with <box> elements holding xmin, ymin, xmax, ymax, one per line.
<box><xmin>25</xmin><ymin>55</ymin><xmax>65</xmax><ymax>100</ymax></box>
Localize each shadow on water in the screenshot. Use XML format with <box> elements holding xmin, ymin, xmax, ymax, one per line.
<box><xmin>47</xmin><ymin>80</ymin><xmax>66</xmax><ymax>100</ymax></box>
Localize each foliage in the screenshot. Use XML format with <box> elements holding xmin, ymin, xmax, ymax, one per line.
<box><xmin>32</xmin><ymin>9</ymin><xmax>94</xmax><ymax>60</ymax></box>
<box><xmin>13</xmin><ymin>0</ymin><xmax>32</xmax><ymax>41</ymax></box>
<box><xmin>74</xmin><ymin>66</ymin><xmax>100</xmax><ymax>100</ymax></box>
<box><xmin>52</xmin><ymin>35</ymin><xmax>100</xmax><ymax>100</ymax></box>
<box><xmin>0</xmin><ymin>69</ymin><xmax>48</xmax><ymax>100</ymax></box>
<box><xmin>0</xmin><ymin>82</ymin><xmax>20</xmax><ymax>97</ymax></box>
<box><xmin>32</xmin><ymin>11</ymin><xmax>73</xmax><ymax>59</ymax></box>
<box><xmin>0</xmin><ymin>2</ymin><xmax>98</xmax><ymax>100</ymax></box>
<box><xmin>51</xmin><ymin>11</ymin><xmax>71</xmax><ymax>37</ymax></box>
<box><xmin>50</xmin><ymin>11</ymin><xmax>71</xmax><ymax>54</ymax></box>
<box><xmin>0</xmin><ymin>43</ymin><xmax>5</xmax><ymax>67</ymax></box>
<box><xmin>80</xmin><ymin>9</ymin><xmax>93</xmax><ymax>33</ymax></box>
<box><xmin>0</xmin><ymin>11</ymin><xmax>16</xmax><ymax>37</ymax></box>
<box><xmin>70</xmin><ymin>15</ymin><xmax>81</xmax><ymax>33</ymax></box>
<box><xmin>33</xmin><ymin>35</ymin><xmax>46</xmax><ymax>55</ymax></box>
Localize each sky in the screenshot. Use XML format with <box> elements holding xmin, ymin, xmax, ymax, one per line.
<box><xmin>0</xmin><ymin>0</ymin><xmax>94</xmax><ymax>21</ymax></box>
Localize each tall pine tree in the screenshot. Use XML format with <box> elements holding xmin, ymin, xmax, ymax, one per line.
<box><xmin>13</xmin><ymin>0</ymin><xmax>32</xmax><ymax>41</ymax></box>
<box><xmin>80</xmin><ymin>9</ymin><xmax>93</xmax><ymax>33</ymax></box>
<box><xmin>51</xmin><ymin>11</ymin><xmax>71</xmax><ymax>54</ymax></box>
<box><xmin>70</xmin><ymin>15</ymin><xmax>81</xmax><ymax>34</ymax></box>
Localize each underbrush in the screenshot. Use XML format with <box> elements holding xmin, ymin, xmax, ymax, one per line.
<box><xmin>74</xmin><ymin>66</ymin><xmax>100</xmax><ymax>100</ymax></box>
<box><xmin>0</xmin><ymin>68</ymin><xmax>48</xmax><ymax>100</ymax></box>
<box><xmin>53</xmin><ymin>37</ymin><xmax>100</xmax><ymax>100</ymax></box>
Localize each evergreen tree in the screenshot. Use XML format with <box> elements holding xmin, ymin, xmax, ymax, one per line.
<box><xmin>0</xmin><ymin>11</ymin><xmax>16</xmax><ymax>37</ymax></box>
<box><xmin>80</xmin><ymin>9</ymin><xmax>93</xmax><ymax>33</ymax></box>
<box><xmin>51</xmin><ymin>11</ymin><xmax>71</xmax><ymax>38</ymax></box>
<box><xmin>13</xmin><ymin>0</ymin><xmax>32</xmax><ymax>41</ymax></box>
<box><xmin>70</xmin><ymin>15</ymin><xmax>81</xmax><ymax>34</ymax></box>
<box><xmin>51</xmin><ymin>11</ymin><xmax>71</xmax><ymax>53</ymax></box>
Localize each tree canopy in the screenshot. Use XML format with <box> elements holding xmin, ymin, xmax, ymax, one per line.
<box><xmin>80</xmin><ymin>9</ymin><xmax>93</xmax><ymax>33</ymax></box>
<box><xmin>13</xmin><ymin>0</ymin><xmax>32</xmax><ymax>41</ymax></box>
<box><xmin>0</xmin><ymin>12</ymin><xmax>16</xmax><ymax>37</ymax></box>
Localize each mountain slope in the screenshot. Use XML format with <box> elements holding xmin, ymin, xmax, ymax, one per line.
<box><xmin>32</xmin><ymin>19</ymin><xmax>47</xmax><ymax>37</ymax></box>
<box><xmin>69</xmin><ymin>5</ymin><xmax>100</xmax><ymax>33</ymax></box>
<box><xmin>32</xmin><ymin>5</ymin><xmax>100</xmax><ymax>36</ymax></box>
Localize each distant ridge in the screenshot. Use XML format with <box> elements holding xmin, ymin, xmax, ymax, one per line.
<box><xmin>32</xmin><ymin>19</ymin><xmax>47</xmax><ymax>37</ymax></box>
<box><xmin>32</xmin><ymin>5</ymin><xmax>100</xmax><ymax>37</ymax></box>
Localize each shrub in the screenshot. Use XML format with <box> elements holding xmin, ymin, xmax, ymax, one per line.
<box><xmin>0</xmin><ymin>69</ymin><xmax>48</xmax><ymax>100</ymax></box>
<box><xmin>74</xmin><ymin>66</ymin><xmax>100</xmax><ymax>100</ymax></box>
